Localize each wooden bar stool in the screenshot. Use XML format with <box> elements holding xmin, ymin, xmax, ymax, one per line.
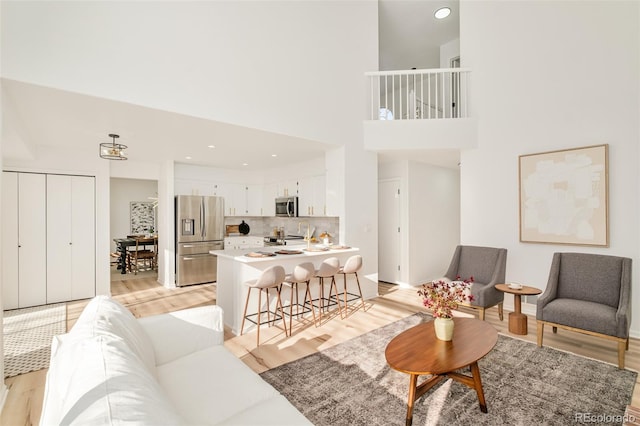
<box><xmin>337</xmin><ymin>255</ymin><xmax>366</xmax><ymax>319</ymax></box>
<box><xmin>314</xmin><ymin>257</ymin><xmax>342</xmax><ymax>323</ymax></box>
<box><xmin>240</xmin><ymin>265</ymin><xmax>287</xmax><ymax>346</ymax></box>
<box><xmin>281</xmin><ymin>262</ymin><xmax>316</xmax><ymax>332</ymax></box>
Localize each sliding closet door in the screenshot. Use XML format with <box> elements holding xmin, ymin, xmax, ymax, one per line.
<box><xmin>2</xmin><ymin>172</ymin><xmax>19</xmax><ymax>310</ymax></box>
<box><xmin>47</xmin><ymin>174</ymin><xmax>96</xmax><ymax>303</ymax></box>
<box><xmin>47</xmin><ymin>175</ymin><xmax>73</xmax><ymax>303</ymax></box>
<box><xmin>18</xmin><ymin>173</ymin><xmax>47</xmax><ymax>308</ymax></box>
<box><xmin>70</xmin><ymin>176</ymin><xmax>95</xmax><ymax>300</ymax></box>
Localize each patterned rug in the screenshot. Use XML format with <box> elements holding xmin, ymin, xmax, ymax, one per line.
<box><xmin>4</xmin><ymin>303</ymin><xmax>67</xmax><ymax>378</ymax></box>
<box><xmin>261</xmin><ymin>313</ymin><xmax>637</xmax><ymax>425</ymax></box>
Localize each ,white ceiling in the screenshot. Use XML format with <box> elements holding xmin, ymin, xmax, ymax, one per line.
<box><xmin>2</xmin><ymin>0</ymin><xmax>461</xmax><ymax>171</ymax></box>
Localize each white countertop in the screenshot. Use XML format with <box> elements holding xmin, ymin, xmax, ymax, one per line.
<box><xmin>210</xmin><ymin>244</ymin><xmax>358</xmax><ymax>263</ymax></box>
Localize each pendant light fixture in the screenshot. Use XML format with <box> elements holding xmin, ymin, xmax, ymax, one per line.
<box><xmin>99</xmin><ymin>133</ymin><xmax>128</xmax><ymax>160</ymax></box>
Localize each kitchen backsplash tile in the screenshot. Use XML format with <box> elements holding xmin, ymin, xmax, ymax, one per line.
<box><xmin>223</xmin><ymin>216</ymin><xmax>340</xmax><ymax>243</ymax></box>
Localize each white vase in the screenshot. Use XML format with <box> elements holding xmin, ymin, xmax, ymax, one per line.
<box><xmin>434</xmin><ymin>317</ymin><xmax>454</xmax><ymax>341</ymax></box>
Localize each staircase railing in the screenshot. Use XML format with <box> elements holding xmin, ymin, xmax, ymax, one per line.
<box><xmin>365</xmin><ymin>68</ymin><xmax>471</xmax><ymax>121</ymax></box>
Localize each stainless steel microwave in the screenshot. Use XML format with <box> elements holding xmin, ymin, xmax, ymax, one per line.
<box><xmin>275</xmin><ymin>196</ymin><xmax>298</xmax><ymax>217</ymax></box>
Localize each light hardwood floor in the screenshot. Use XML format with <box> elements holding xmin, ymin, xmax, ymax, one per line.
<box><xmin>2</xmin><ymin>274</ymin><xmax>639</xmax><ymax>425</ymax></box>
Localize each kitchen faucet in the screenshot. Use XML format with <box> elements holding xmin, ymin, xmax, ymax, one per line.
<box><xmin>298</xmin><ymin>221</ymin><xmax>311</xmax><ymax>249</ymax></box>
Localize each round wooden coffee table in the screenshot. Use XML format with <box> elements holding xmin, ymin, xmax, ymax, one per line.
<box><xmin>385</xmin><ymin>318</ymin><xmax>497</xmax><ymax>426</ymax></box>
<box><xmin>495</xmin><ymin>283</ymin><xmax>542</xmax><ymax>335</ymax></box>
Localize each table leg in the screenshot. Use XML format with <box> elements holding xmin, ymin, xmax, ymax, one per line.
<box><xmin>405</xmin><ymin>374</ymin><xmax>418</xmax><ymax>426</ymax></box>
<box><xmin>119</xmin><ymin>244</ymin><xmax>128</xmax><ymax>274</ymax></box>
<box><xmin>470</xmin><ymin>361</ymin><xmax>488</xmax><ymax>413</ymax></box>
<box><xmin>508</xmin><ymin>294</ymin><xmax>528</xmax><ymax>334</ymax></box>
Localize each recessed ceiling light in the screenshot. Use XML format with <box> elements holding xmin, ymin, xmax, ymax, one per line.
<box><xmin>207</xmin><ymin>145</ymin><xmax>215</xmax><ymax>149</ymax></box>
<box><xmin>185</xmin><ymin>156</ymin><xmax>192</xmax><ymax>160</ymax></box>
<box><xmin>242</xmin><ymin>163</ymin><xmax>248</xmax><ymax>166</ymax></box>
<box><xmin>271</xmin><ymin>154</ymin><xmax>277</xmax><ymax>157</ymax></box>
<box><xmin>434</xmin><ymin>7</ymin><xmax>451</xmax><ymax>19</ymax></box>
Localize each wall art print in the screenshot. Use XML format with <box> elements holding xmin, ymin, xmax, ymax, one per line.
<box><xmin>130</xmin><ymin>201</ymin><xmax>156</xmax><ymax>235</ymax></box>
<box><xmin>519</xmin><ymin>144</ymin><xmax>608</xmax><ymax>246</ymax></box>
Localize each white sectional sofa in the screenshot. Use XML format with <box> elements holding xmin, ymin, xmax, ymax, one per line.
<box><xmin>40</xmin><ymin>296</ymin><xmax>311</xmax><ymax>425</ymax></box>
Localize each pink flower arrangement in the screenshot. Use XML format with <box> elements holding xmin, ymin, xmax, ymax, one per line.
<box><xmin>418</xmin><ymin>275</ymin><xmax>475</xmax><ymax>318</ymax></box>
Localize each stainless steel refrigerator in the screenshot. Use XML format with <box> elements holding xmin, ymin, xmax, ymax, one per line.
<box><xmin>175</xmin><ymin>195</ymin><xmax>224</xmax><ymax>286</ymax></box>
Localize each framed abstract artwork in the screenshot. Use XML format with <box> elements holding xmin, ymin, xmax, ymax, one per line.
<box><xmin>519</xmin><ymin>144</ymin><xmax>608</xmax><ymax>246</ymax></box>
<box><xmin>130</xmin><ymin>201</ymin><xmax>156</xmax><ymax>235</ymax></box>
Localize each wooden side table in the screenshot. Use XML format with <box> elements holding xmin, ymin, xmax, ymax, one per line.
<box><xmin>495</xmin><ymin>284</ymin><xmax>541</xmax><ymax>335</ymax></box>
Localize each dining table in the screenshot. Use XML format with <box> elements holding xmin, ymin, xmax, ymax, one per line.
<box><xmin>113</xmin><ymin>236</ymin><xmax>158</xmax><ymax>274</ymax></box>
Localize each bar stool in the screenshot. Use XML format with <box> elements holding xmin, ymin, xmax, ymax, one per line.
<box><xmin>337</xmin><ymin>255</ymin><xmax>365</xmax><ymax>319</ymax></box>
<box><xmin>281</xmin><ymin>262</ymin><xmax>316</xmax><ymax>332</ymax></box>
<box><xmin>314</xmin><ymin>257</ymin><xmax>342</xmax><ymax>323</ymax></box>
<box><xmin>240</xmin><ymin>265</ymin><xmax>287</xmax><ymax>346</ymax></box>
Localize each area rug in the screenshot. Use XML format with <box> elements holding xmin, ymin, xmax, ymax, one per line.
<box><xmin>4</xmin><ymin>303</ymin><xmax>67</xmax><ymax>378</ymax></box>
<box><xmin>260</xmin><ymin>313</ymin><xmax>637</xmax><ymax>425</ymax></box>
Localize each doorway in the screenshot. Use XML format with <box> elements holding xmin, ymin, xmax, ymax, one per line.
<box><xmin>378</xmin><ymin>179</ymin><xmax>401</xmax><ymax>284</ymax></box>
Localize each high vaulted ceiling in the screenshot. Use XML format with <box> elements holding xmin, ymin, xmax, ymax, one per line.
<box><xmin>2</xmin><ymin>0</ymin><xmax>461</xmax><ymax>171</ymax></box>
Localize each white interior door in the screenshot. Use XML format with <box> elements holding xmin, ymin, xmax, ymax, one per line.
<box><xmin>2</xmin><ymin>172</ymin><xmax>19</xmax><ymax>309</ymax></box>
<box><xmin>47</xmin><ymin>174</ymin><xmax>73</xmax><ymax>303</ymax></box>
<box><xmin>71</xmin><ymin>176</ymin><xmax>96</xmax><ymax>300</ymax></box>
<box><xmin>378</xmin><ymin>179</ymin><xmax>401</xmax><ymax>284</ymax></box>
<box><xmin>18</xmin><ymin>173</ymin><xmax>47</xmax><ymax>307</ymax></box>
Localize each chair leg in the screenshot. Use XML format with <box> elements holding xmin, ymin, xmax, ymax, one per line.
<box><xmin>240</xmin><ymin>287</ymin><xmax>252</xmax><ymax>336</ymax></box>
<box><xmin>355</xmin><ymin>272</ymin><xmax>366</xmax><ymax>311</ymax></box>
<box><xmin>498</xmin><ymin>302</ymin><xmax>504</xmax><ymax>321</ymax></box>
<box><xmin>618</xmin><ymin>340</ymin><xmax>626</xmax><ymax>369</ymax></box>
<box><xmin>536</xmin><ymin>321</ymin><xmax>544</xmax><ymax>347</ymax></box>
<box><xmin>276</xmin><ymin>286</ymin><xmax>288</xmax><ymax>337</ymax></box>
<box><xmin>329</xmin><ymin>276</ymin><xmax>343</xmax><ymax>318</ymax></box>
<box><xmin>289</xmin><ymin>283</ymin><xmax>296</xmax><ymax>334</ymax></box>
<box><xmin>552</xmin><ymin>326</ymin><xmax>558</xmax><ymax>333</ymax></box>
<box><xmin>478</xmin><ymin>308</ymin><xmax>485</xmax><ymax>321</ymax></box>
<box><xmin>304</xmin><ymin>281</ymin><xmax>317</xmax><ymax>326</ymax></box>
<box><xmin>256</xmin><ymin>290</ymin><xmax>262</xmax><ymax>346</ymax></box>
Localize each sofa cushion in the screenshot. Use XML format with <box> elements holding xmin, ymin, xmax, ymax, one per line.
<box><xmin>70</xmin><ymin>295</ymin><xmax>157</xmax><ymax>374</ymax></box>
<box><xmin>217</xmin><ymin>394</ymin><xmax>312</xmax><ymax>425</ymax></box>
<box><xmin>40</xmin><ymin>333</ymin><xmax>184</xmax><ymax>425</ymax></box>
<box><xmin>541</xmin><ymin>298</ymin><xmax>620</xmax><ymax>337</ymax></box>
<box><xmin>156</xmin><ymin>346</ymin><xmax>291</xmax><ymax>425</ymax></box>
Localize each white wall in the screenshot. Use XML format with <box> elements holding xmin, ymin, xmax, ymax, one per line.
<box><xmin>1</xmin><ymin>1</ymin><xmax>375</xmax><ymax>148</ymax></box>
<box><xmin>379</xmin><ymin>160</ymin><xmax>459</xmax><ymax>285</ymax></box>
<box><xmin>461</xmin><ymin>1</ymin><xmax>640</xmax><ymax>332</ymax></box>
<box><xmin>110</xmin><ymin>178</ymin><xmax>158</xmax><ymax>252</ymax></box>
<box><xmin>0</xmin><ymin>60</ymin><xmax>6</xmax><ymax>409</ymax></box>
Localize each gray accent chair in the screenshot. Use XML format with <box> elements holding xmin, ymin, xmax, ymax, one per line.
<box><xmin>536</xmin><ymin>252</ymin><xmax>632</xmax><ymax>369</ymax></box>
<box><xmin>443</xmin><ymin>245</ymin><xmax>507</xmax><ymax>321</ymax></box>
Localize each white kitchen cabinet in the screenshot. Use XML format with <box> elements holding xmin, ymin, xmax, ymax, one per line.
<box><xmin>277</xmin><ymin>180</ymin><xmax>298</xmax><ymax>198</ymax></box>
<box><xmin>47</xmin><ymin>175</ymin><xmax>95</xmax><ymax>303</ymax></box>
<box><xmin>245</xmin><ymin>184</ymin><xmax>263</xmax><ymax>216</ymax></box>
<box><xmin>262</xmin><ymin>183</ymin><xmax>278</xmax><ymax>216</ymax></box>
<box><xmin>224</xmin><ymin>236</ymin><xmax>264</xmax><ymax>250</ymax></box>
<box><xmin>1</xmin><ymin>172</ymin><xmax>47</xmax><ymax>309</ymax></box>
<box><xmin>298</xmin><ymin>175</ymin><xmax>326</xmax><ymax>216</ymax></box>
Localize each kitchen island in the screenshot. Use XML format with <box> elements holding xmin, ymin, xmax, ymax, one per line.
<box><xmin>211</xmin><ymin>245</ymin><xmax>375</xmax><ymax>335</ymax></box>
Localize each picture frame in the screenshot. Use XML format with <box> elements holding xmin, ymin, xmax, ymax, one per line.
<box><xmin>519</xmin><ymin>144</ymin><xmax>609</xmax><ymax>246</ymax></box>
<box><xmin>130</xmin><ymin>201</ymin><xmax>156</xmax><ymax>235</ymax></box>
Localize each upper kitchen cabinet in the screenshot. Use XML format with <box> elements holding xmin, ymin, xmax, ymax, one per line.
<box><xmin>262</xmin><ymin>183</ymin><xmax>278</xmax><ymax>216</ymax></box>
<box><xmin>277</xmin><ymin>179</ymin><xmax>298</xmax><ymax>198</ymax></box>
<box><xmin>298</xmin><ymin>175</ymin><xmax>326</xmax><ymax>216</ymax></box>
<box><xmin>215</xmin><ymin>182</ymin><xmax>263</xmax><ymax>216</ymax></box>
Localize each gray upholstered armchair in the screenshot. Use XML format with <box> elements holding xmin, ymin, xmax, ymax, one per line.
<box><xmin>536</xmin><ymin>252</ymin><xmax>632</xmax><ymax>369</ymax></box>
<box><xmin>443</xmin><ymin>245</ymin><xmax>508</xmax><ymax>321</ymax></box>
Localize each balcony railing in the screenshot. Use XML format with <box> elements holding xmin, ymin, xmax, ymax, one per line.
<box><xmin>365</xmin><ymin>68</ymin><xmax>471</xmax><ymax>121</ymax></box>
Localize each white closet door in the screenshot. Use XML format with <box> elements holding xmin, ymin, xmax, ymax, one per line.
<box><xmin>46</xmin><ymin>175</ymin><xmax>73</xmax><ymax>303</ymax></box>
<box><xmin>2</xmin><ymin>172</ymin><xmax>19</xmax><ymax>310</ymax></box>
<box><xmin>70</xmin><ymin>176</ymin><xmax>95</xmax><ymax>300</ymax></box>
<box><xmin>18</xmin><ymin>173</ymin><xmax>47</xmax><ymax>307</ymax></box>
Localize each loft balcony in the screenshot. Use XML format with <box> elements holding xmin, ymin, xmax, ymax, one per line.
<box><xmin>363</xmin><ymin>68</ymin><xmax>477</xmax><ymax>152</ymax></box>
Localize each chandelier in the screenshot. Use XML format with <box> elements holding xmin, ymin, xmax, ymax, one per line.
<box><xmin>99</xmin><ymin>133</ymin><xmax>128</xmax><ymax>160</ymax></box>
